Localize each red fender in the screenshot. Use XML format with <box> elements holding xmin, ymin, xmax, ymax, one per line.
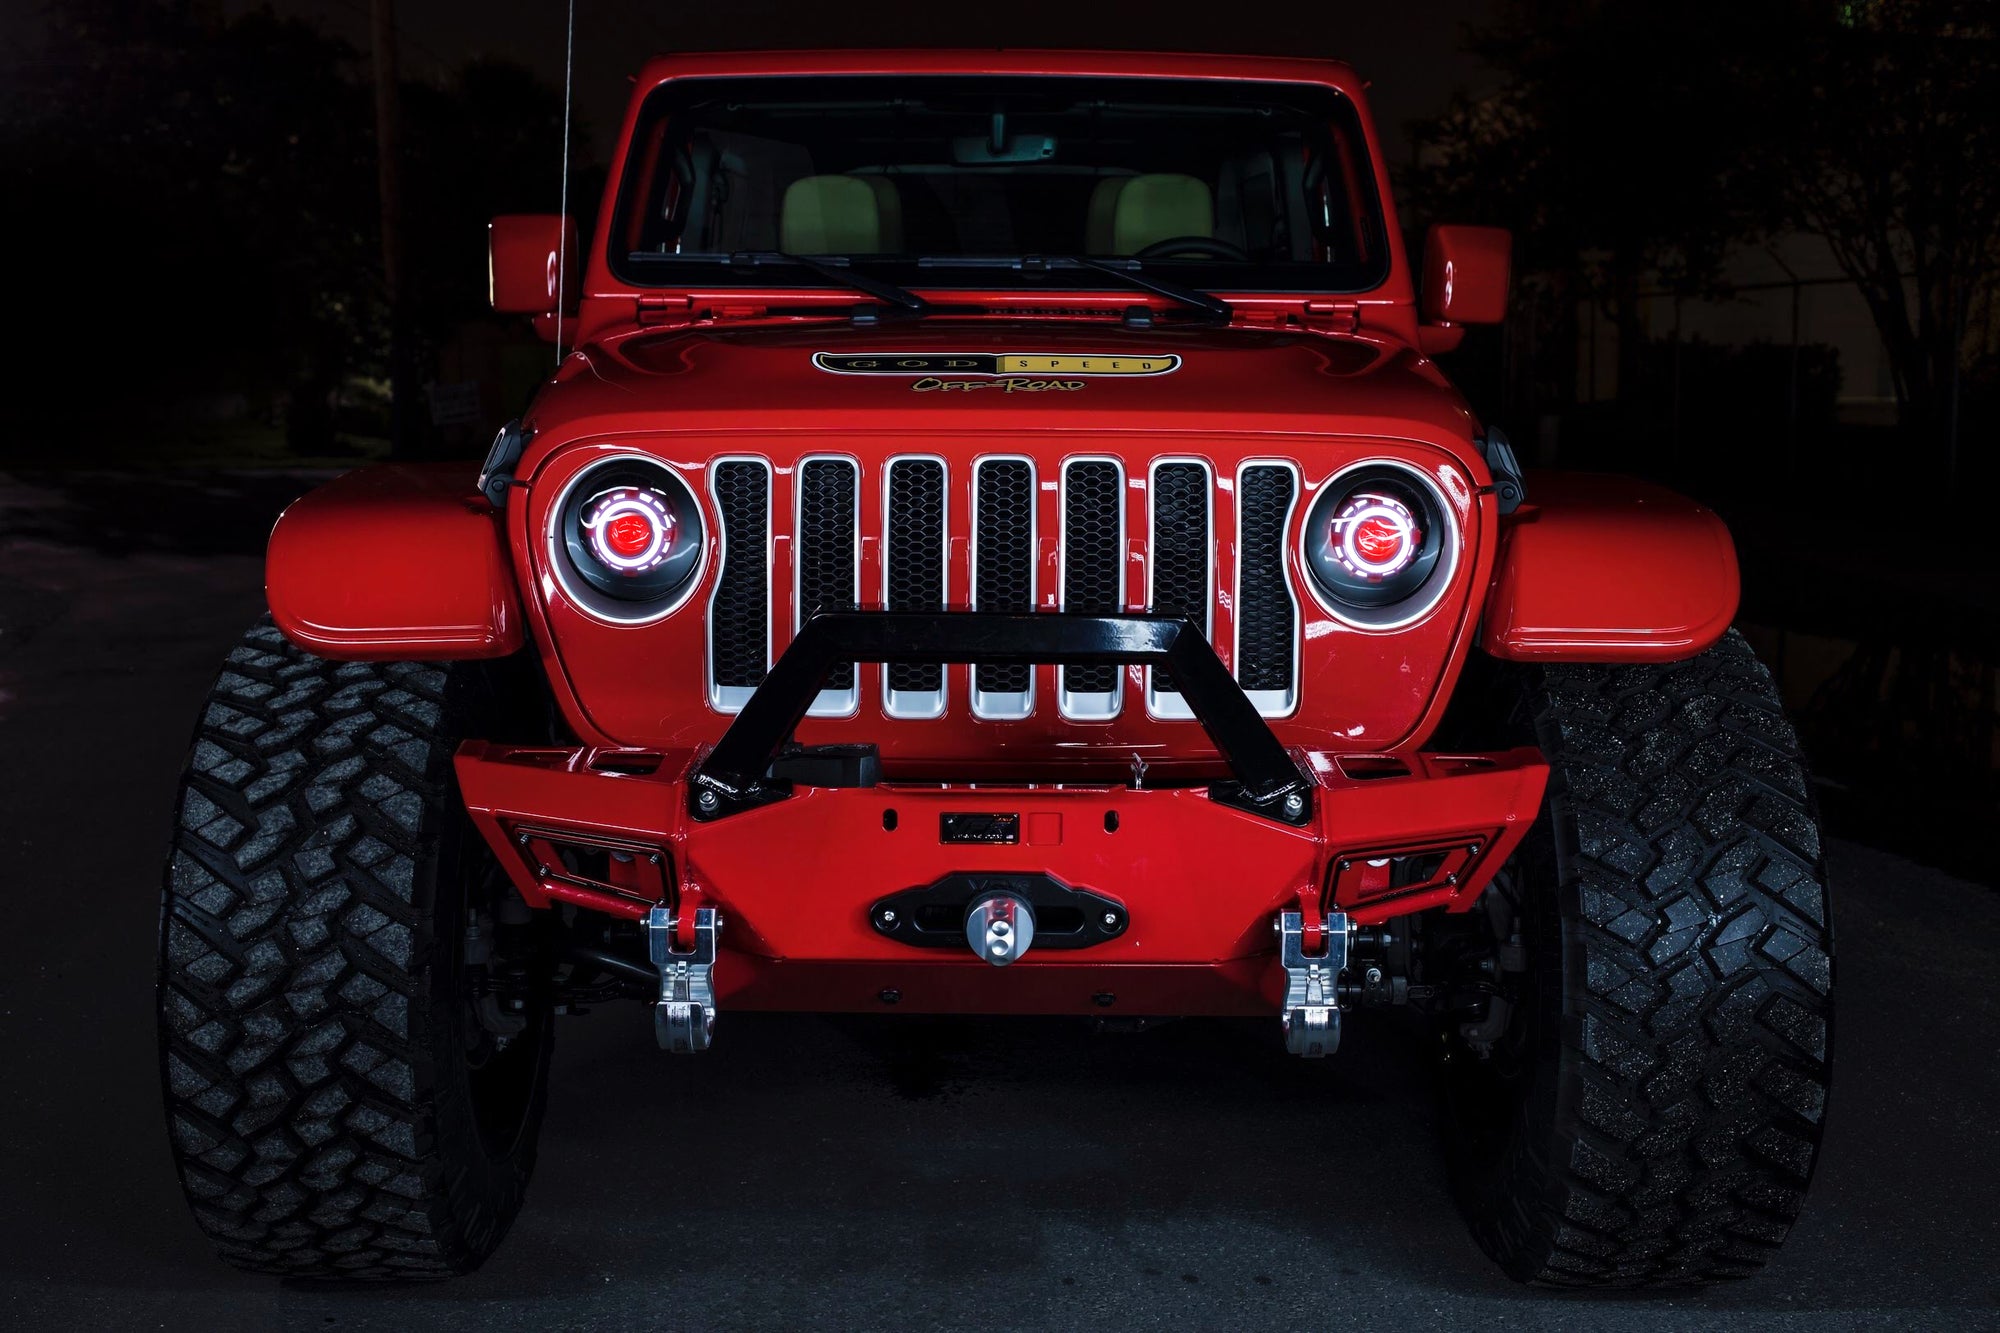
<box><xmin>1479</xmin><ymin>473</ymin><xmax>1739</xmax><ymax>662</ymax></box>
<box><xmin>266</xmin><ymin>463</ymin><xmax>523</xmax><ymax>660</ymax></box>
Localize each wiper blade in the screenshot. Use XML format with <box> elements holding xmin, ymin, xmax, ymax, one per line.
<box><xmin>627</xmin><ymin>249</ymin><xmax>932</xmax><ymax>317</ymax></box>
<box><xmin>915</xmin><ymin>254</ymin><xmax>1233</xmax><ymax>323</ymax></box>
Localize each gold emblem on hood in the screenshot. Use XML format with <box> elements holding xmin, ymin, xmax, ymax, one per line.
<box><xmin>813</xmin><ymin>352</ymin><xmax>1179</xmax><ymax>377</ymax></box>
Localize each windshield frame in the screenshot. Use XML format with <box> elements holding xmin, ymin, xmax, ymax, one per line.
<box><xmin>605</xmin><ymin>73</ymin><xmax>1394</xmax><ymax>299</ymax></box>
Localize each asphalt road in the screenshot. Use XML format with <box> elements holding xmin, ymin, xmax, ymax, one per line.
<box><xmin>2</xmin><ymin>472</ymin><xmax>1997</xmax><ymax>1331</ymax></box>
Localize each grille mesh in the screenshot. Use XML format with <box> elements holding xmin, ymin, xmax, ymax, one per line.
<box><xmin>1149</xmin><ymin>462</ymin><xmax>1209</xmax><ymax>694</ymax></box>
<box><xmin>1237</xmin><ymin>465</ymin><xmax>1296</xmax><ymax>694</ymax></box>
<box><xmin>973</xmin><ymin>459</ymin><xmax>1034</xmax><ymax>696</ymax></box>
<box><xmin>797</xmin><ymin>458</ymin><xmax>858</xmax><ymax>691</ymax></box>
<box><xmin>885</xmin><ymin>459</ymin><xmax>945</xmax><ymax>694</ymax></box>
<box><xmin>710</xmin><ymin>461</ymin><xmax>770</xmax><ymax>690</ymax></box>
<box><xmin>1062</xmin><ymin>461</ymin><xmax>1123</xmax><ymax>695</ymax></box>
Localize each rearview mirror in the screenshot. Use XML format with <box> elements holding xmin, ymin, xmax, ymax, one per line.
<box><xmin>1419</xmin><ymin>225</ymin><xmax>1511</xmax><ymax>351</ymax></box>
<box><xmin>489</xmin><ymin>214</ymin><xmax>580</xmax><ymax>317</ymax></box>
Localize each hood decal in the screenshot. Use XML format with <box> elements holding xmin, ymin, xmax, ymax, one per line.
<box><xmin>812</xmin><ymin>352</ymin><xmax>1180</xmax><ymax>377</ymax></box>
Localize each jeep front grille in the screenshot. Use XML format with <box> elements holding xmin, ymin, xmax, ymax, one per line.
<box><xmin>796</xmin><ymin>457</ymin><xmax>860</xmax><ymax>712</ymax></box>
<box><xmin>971</xmin><ymin>457</ymin><xmax>1036</xmax><ymax>715</ymax></box>
<box><xmin>707</xmin><ymin>458</ymin><xmax>771</xmax><ymax>711</ymax></box>
<box><xmin>883</xmin><ymin>457</ymin><xmax>947</xmax><ymax>716</ymax></box>
<box><xmin>706</xmin><ymin>452</ymin><xmax>1299</xmax><ymax>719</ymax></box>
<box><xmin>1058</xmin><ymin>459</ymin><xmax>1124</xmax><ymax>715</ymax></box>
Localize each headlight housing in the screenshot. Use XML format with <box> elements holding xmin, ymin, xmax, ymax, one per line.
<box><xmin>1301</xmin><ymin>465</ymin><xmax>1449</xmax><ymax>625</ymax></box>
<box><xmin>554</xmin><ymin>457</ymin><xmax>704</xmax><ymax>621</ymax></box>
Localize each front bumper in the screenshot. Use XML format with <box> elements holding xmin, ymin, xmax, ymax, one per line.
<box><xmin>457</xmin><ymin>612</ymin><xmax>1547</xmax><ymax>1017</ymax></box>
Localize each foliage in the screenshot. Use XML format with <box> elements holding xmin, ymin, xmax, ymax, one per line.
<box><xmin>2</xmin><ymin>2</ymin><xmax>585</xmax><ymax>453</ymax></box>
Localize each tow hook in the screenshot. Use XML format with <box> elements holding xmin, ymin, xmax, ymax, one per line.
<box><xmin>645</xmin><ymin>906</ymin><xmax>719</xmax><ymax>1053</ymax></box>
<box><xmin>1278</xmin><ymin>909</ymin><xmax>1350</xmax><ymax>1057</ymax></box>
<box><xmin>966</xmin><ymin>891</ymin><xmax>1035</xmax><ymax>966</ymax></box>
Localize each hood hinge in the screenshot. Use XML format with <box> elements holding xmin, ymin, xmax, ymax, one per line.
<box><xmin>637</xmin><ymin>293</ymin><xmax>694</xmax><ymax>325</ymax></box>
<box><xmin>1299</xmin><ymin>300</ymin><xmax>1361</xmax><ymax>334</ymax></box>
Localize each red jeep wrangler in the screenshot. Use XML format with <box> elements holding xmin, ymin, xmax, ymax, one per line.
<box><xmin>158</xmin><ymin>51</ymin><xmax>1833</xmax><ymax>1286</ymax></box>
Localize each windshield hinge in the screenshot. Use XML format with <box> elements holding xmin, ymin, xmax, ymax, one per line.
<box><xmin>1299</xmin><ymin>300</ymin><xmax>1361</xmax><ymax>334</ymax></box>
<box><xmin>637</xmin><ymin>293</ymin><xmax>693</xmax><ymax>325</ymax></box>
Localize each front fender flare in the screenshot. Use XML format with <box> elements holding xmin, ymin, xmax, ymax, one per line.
<box><xmin>266</xmin><ymin>463</ymin><xmax>523</xmax><ymax>659</ymax></box>
<box><xmin>1478</xmin><ymin>473</ymin><xmax>1739</xmax><ymax>662</ymax></box>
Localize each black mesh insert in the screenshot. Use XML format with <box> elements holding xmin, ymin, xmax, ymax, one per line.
<box><xmin>885</xmin><ymin>459</ymin><xmax>945</xmax><ymax>694</ymax></box>
<box><xmin>710</xmin><ymin>461</ymin><xmax>769</xmax><ymax>690</ymax></box>
<box><xmin>1150</xmin><ymin>462</ymin><xmax>1209</xmax><ymax>694</ymax></box>
<box><xmin>973</xmin><ymin>459</ymin><xmax>1034</xmax><ymax>696</ymax></box>
<box><xmin>1237</xmin><ymin>465</ymin><xmax>1296</xmax><ymax>694</ymax></box>
<box><xmin>1062</xmin><ymin>460</ymin><xmax>1123</xmax><ymax>695</ymax></box>
<box><xmin>797</xmin><ymin>458</ymin><xmax>858</xmax><ymax>692</ymax></box>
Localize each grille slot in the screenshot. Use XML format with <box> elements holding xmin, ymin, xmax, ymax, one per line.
<box><xmin>797</xmin><ymin>457</ymin><xmax>859</xmax><ymax>706</ymax></box>
<box><xmin>972</xmin><ymin>458</ymin><xmax>1036</xmax><ymax>714</ymax></box>
<box><xmin>1236</xmin><ymin>463</ymin><xmax>1298</xmax><ymax>708</ymax></box>
<box><xmin>1148</xmin><ymin>460</ymin><xmax>1210</xmax><ymax>707</ymax></box>
<box><xmin>708</xmin><ymin>460</ymin><xmax>770</xmax><ymax>707</ymax></box>
<box><xmin>884</xmin><ymin>458</ymin><xmax>947</xmax><ymax>712</ymax></box>
<box><xmin>1060</xmin><ymin>459</ymin><xmax>1124</xmax><ymax>711</ymax></box>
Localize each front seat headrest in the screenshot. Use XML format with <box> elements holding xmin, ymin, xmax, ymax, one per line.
<box><xmin>1111</xmin><ymin>174</ymin><xmax>1214</xmax><ymax>255</ymax></box>
<box><xmin>780</xmin><ymin>175</ymin><xmax>882</xmax><ymax>254</ymax></box>
<box><xmin>852</xmin><ymin>176</ymin><xmax>904</xmax><ymax>252</ymax></box>
<box><xmin>1085</xmin><ymin>176</ymin><xmax>1130</xmax><ymax>254</ymax></box>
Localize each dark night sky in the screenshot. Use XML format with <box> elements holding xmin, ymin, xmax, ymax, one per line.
<box><xmin>259</xmin><ymin>0</ymin><xmax>1496</xmax><ymax>163</ymax></box>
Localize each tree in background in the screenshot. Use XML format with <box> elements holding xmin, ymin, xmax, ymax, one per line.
<box><xmin>3</xmin><ymin>2</ymin><xmax>583</xmax><ymax>455</ymax></box>
<box><xmin>1407</xmin><ymin>0</ymin><xmax>1997</xmax><ymax>469</ymax></box>
<box><xmin>1406</xmin><ymin>1</ymin><xmax>1786</xmax><ymax>415</ymax></box>
<box><xmin>1758</xmin><ymin>0</ymin><xmax>1999</xmax><ymax>469</ymax></box>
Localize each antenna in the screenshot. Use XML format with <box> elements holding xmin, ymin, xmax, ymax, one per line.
<box><xmin>554</xmin><ymin>0</ymin><xmax>577</xmax><ymax>363</ymax></box>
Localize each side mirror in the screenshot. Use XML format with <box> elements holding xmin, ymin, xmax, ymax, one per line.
<box><xmin>1419</xmin><ymin>224</ymin><xmax>1511</xmax><ymax>353</ymax></box>
<box><xmin>489</xmin><ymin>214</ymin><xmax>580</xmax><ymax>320</ymax></box>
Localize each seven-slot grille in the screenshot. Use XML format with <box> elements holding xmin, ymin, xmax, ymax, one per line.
<box><xmin>705</xmin><ymin>454</ymin><xmax>1300</xmax><ymax>717</ymax></box>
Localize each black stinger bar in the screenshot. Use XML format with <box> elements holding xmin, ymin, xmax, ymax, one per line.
<box><xmin>688</xmin><ymin>612</ymin><xmax>1313</xmax><ymax>823</ymax></box>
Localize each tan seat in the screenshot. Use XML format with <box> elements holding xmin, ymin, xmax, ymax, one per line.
<box><xmin>1110</xmin><ymin>174</ymin><xmax>1214</xmax><ymax>255</ymax></box>
<box><xmin>780</xmin><ymin>175</ymin><xmax>883</xmax><ymax>254</ymax></box>
<box><xmin>852</xmin><ymin>176</ymin><xmax>904</xmax><ymax>252</ymax></box>
<box><xmin>1085</xmin><ymin>176</ymin><xmax>1130</xmax><ymax>254</ymax></box>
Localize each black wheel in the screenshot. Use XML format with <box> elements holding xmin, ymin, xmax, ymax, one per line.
<box><xmin>1440</xmin><ymin>630</ymin><xmax>1834</xmax><ymax>1286</ymax></box>
<box><xmin>158</xmin><ymin>620</ymin><xmax>554</xmax><ymax>1279</ymax></box>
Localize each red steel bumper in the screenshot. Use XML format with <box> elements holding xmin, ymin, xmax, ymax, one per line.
<box><xmin>455</xmin><ymin>743</ymin><xmax>1548</xmax><ymax>1017</ymax></box>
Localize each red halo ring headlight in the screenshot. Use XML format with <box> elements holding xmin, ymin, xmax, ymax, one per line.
<box><xmin>555</xmin><ymin>456</ymin><xmax>704</xmax><ymax>619</ymax></box>
<box><xmin>1301</xmin><ymin>464</ymin><xmax>1449</xmax><ymax>621</ymax></box>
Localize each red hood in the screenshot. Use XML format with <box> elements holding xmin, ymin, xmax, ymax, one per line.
<box><xmin>520</xmin><ymin>321</ymin><xmax>1479</xmax><ymax>465</ymax></box>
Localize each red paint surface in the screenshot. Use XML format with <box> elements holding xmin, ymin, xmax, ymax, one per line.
<box><xmin>455</xmin><ymin>741</ymin><xmax>1547</xmax><ymax>1014</ymax></box>
<box><xmin>266</xmin><ymin>463</ymin><xmax>522</xmax><ymax>659</ymax></box>
<box><xmin>1481</xmin><ymin>473</ymin><xmax>1741</xmax><ymax>661</ymax></box>
<box><xmin>1421</xmin><ymin>224</ymin><xmax>1513</xmax><ymax>328</ymax></box>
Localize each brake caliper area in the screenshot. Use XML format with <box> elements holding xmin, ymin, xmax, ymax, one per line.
<box><xmin>1278</xmin><ymin>909</ymin><xmax>1351</xmax><ymax>1058</ymax></box>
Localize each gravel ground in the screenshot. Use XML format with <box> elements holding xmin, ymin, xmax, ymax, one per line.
<box><xmin>1</xmin><ymin>471</ymin><xmax>1996</xmax><ymax>1331</ymax></box>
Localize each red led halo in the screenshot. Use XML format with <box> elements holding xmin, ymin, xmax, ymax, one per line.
<box><xmin>1330</xmin><ymin>490</ymin><xmax>1422</xmax><ymax>580</ymax></box>
<box><xmin>582</xmin><ymin>487</ymin><xmax>676</xmax><ymax>573</ymax></box>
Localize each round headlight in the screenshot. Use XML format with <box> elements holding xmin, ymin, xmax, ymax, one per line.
<box><xmin>556</xmin><ymin>457</ymin><xmax>704</xmax><ymax>616</ymax></box>
<box><xmin>1302</xmin><ymin>466</ymin><xmax>1447</xmax><ymax>615</ymax></box>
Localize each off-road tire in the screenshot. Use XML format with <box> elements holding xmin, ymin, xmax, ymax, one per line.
<box><xmin>158</xmin><ymin>621</ymin><xmax>553</xmax><ymax>1278</ymax></box>
<box><xmin>1444</xmin><ymin>630</ymin><xmax>1833</xmax><ymax>1286</ymax></box>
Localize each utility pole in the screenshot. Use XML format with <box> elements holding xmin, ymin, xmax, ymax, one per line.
<box><xmin>371</xmin><ymin>0</ymin><xmax>414</xmax><ymax>455</ymax></box>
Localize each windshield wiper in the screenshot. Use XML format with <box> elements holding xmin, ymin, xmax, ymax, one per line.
<box><xmin>627</xmin><ymin>249</ymin><xmax>932</xmax><ymax>318</ymax></box>
<box><xmin>915</xmin><ymin>255</ymin><xmax>1233</xmax><ymax>324</ymax></box>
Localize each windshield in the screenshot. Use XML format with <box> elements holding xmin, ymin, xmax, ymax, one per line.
<box><xmin>609</xmin><ymin>76</ymin><xmax>1389</xmax><ymax>295</ymax></box>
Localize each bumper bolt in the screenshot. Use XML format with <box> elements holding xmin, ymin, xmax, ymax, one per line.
<box><xmin>1093</xmin><ymin>992</ymin><xmax>1116</xmax><ymax>1008</ymax></box>
<box><xmin>1283</xmin><ymin>792</ymin><xmax>1305</xmax><ymax>818</ymax></box>
<box><xmin>696</xmin><ymin>790</ymin><xmax>719</xmax><ymax>814</ymax></box>
<box><xmin>878</xmin><ymin>988</ymin><xmax>901</xmax><ymax>1005</ymax></box>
